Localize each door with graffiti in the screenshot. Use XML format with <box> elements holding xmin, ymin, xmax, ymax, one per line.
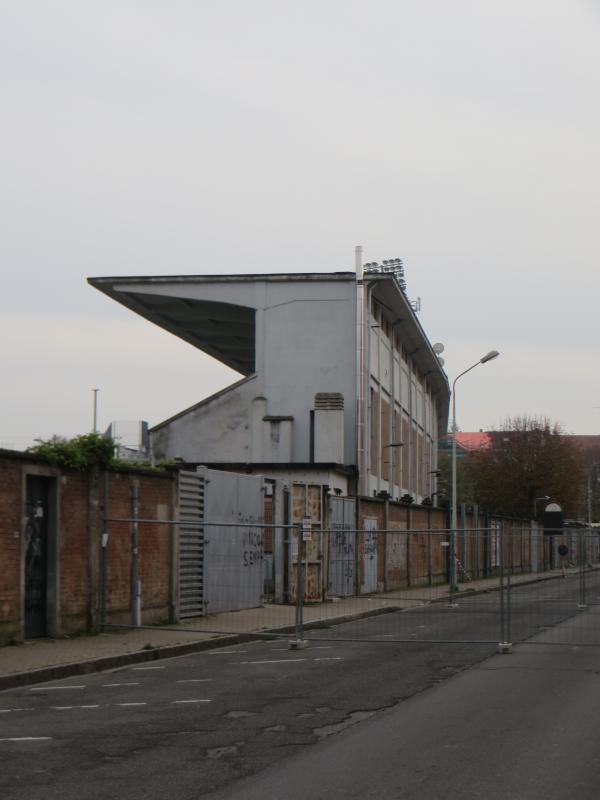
<box><xmin>25</xmin><ymin>476</ymin><xmax>50</xmax><ymax>638</ymax></box>
<box><xmin>362</xmin><ymin>517</ymin><xmax>378</xmax><ymax>594</ymax></box>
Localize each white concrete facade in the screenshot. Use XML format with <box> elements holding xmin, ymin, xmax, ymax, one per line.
<box><xmin>89</xmin><ymin>271</ymin><xmax>449</xmax><ymax>503</ymax></box>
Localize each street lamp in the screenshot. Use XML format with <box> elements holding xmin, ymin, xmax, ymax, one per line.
<box><xmin>450</xmin><ymin>350</ymin><xmax>500</xmax><ymax>598</ymax></box>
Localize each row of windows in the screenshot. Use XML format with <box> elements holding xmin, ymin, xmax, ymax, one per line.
<box><xmin>369</xmin><ymin>389</ymin><xmax>436</xmax><ymax>497</ymax></box>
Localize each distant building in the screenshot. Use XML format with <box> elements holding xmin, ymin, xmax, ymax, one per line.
<box><xmin>104</xmin><ymin>420</ymin><xmax>149</xmax><ymax>462</ymax></box>
<box><xmin>89</xmin><ymin>265</ymin><xmax>450</xmax><ymax>503</ymax></box>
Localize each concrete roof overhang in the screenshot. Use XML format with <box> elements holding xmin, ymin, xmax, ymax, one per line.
<box><xmin>88</xmin><ymin>273</ymin><xmax>356</xmax><ymax>376</ymax></box>
<box><xmin>88</xmin><ymin>277</ymin><xmax>258</xmax><ymax>374</ymax></box>
<box><xmin>366</xmin><ymin>274</ymin><xmax>450</xmax><ymax>434</ymax></box>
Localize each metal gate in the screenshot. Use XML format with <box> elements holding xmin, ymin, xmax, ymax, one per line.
<box><xmin>328</xmin><ymin>497</ymin><xmax>356</xmax><ymax>597</ymax></box>
<box><xmin>178</xmin><ymin>468</ymin><xmax>266</xmax><ymax>617</ymax></box>
<box><xmin>202</xmin><ymin>468</ymin><xmax>265</xmax><ymax>614</ymax></box>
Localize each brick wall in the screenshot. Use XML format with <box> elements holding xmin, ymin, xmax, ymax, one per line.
<box><xmin>0</xmin><ymin>450</ymin><xmax>176</xmax><ymax>644</ymax></box>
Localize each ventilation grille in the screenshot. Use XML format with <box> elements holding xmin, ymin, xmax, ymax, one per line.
<box><xmin>314</xmin><ymin>393</ymin><xmax>344</xmax><ymax>410</ymax></box>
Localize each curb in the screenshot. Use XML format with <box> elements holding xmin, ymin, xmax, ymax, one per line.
<box><xmin>0</xmin><ymin>633</ymin><xmax>252</xmax><ymax>692</ymax></box>
<box><xmin>2</xmin><ymin>569</ymin><xmax>593</xmax><ymax>691</ymax></box>
<box><xmin>0</xmin><ymin>605</ymin><xmax>403</xmax><ymax>692</ymax></box>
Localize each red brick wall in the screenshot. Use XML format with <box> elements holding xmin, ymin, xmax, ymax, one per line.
<box><xmin>0</xmin><ymin>456</ymin><xmax>23</xmax><ymax>641</ymax></box>
<box><xmin>0</xmin><ymin>451</ymin><xmax>176</xmax><ymax>643</ymax></box>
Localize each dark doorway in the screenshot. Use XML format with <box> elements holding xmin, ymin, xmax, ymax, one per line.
<box><xmin>25</xmin><ymin>475</ymin><xmax>50</xmax><ymax>638</ymax></box>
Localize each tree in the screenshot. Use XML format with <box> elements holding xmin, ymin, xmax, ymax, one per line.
<box><xmin>28</xmin><ymin>432</ymin><xmax>116</xmax><ymax>470</ymax></box>
<box><xmin>463</xmin><ymin>416</ymin><xmax>582</xmax><ymax>518</ymax></box>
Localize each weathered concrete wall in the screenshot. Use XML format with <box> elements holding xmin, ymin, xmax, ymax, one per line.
<box><xmin>148</xmin><ymin>277</ymin><xmax>357</xmax><ymax>465</ymax></box>
<box><xmin>151</xmin><ymin>375</ymin><xmax>258</xmax><ymax>463</ymax></box>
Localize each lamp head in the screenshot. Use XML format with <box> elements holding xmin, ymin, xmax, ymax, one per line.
<box><xmin>480</xmin><ymin>350</ymin><xmax>500</xmax><ymax>364</ymax></box>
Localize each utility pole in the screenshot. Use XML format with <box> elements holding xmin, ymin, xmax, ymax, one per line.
<box><xmin>92</xmin><ymin>388</ymin><xmax>99</xmax><ymax>433</ymax></box>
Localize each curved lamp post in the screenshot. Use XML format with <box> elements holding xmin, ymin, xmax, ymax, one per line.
<box><xmin>450</xmin><ymin>350</ymin><xmax>500</xmax><ymax>598</ymax></box>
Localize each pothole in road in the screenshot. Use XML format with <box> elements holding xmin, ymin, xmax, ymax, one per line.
<box><xmin>206</xmin><ymin>744</ymin><xmax>241</xmax><ymax>759</ymax></box>
<box><xmin>313</xmin><ymin>710</ymin><xmax>376</xmax><ymax>740</ymax></box>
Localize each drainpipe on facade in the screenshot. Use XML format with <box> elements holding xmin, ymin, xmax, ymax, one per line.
<box><xmin>361</xmin><ymin>279</ymin><xmax>374</xmax><ymax>498</ymax></box>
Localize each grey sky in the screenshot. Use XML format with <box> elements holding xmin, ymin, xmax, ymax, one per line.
<box><xmin>1</xmin><ymin>1</ymin><xmax>599</xmax><ymax>448</ymax></box>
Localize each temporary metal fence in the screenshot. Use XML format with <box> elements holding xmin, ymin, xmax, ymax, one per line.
<box><xmin>98</xmin><ymin>508</ymin><xmax>600</xmax><ymax>651</ymax></box>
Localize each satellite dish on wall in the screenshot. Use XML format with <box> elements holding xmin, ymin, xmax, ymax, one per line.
<box><xmin>432</xmin><ymin>343</ymin><xmax>445</xmax><ymax>355</ymax></box>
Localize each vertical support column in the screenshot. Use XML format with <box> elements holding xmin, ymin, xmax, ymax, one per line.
<box><xmin>578</xmin><ymin>529</ymin><xmax>587</xmax><ymax>610</ymax></box>
<box><xmin>100</xmin><ymin>471</ymin><xmax>109</xmax><ymax>627</ymax></box>
<box><xmin>130</xmin><ymin>481</ymin><xmax>141</xmax><ymax>627</ymax></box>
<box><xmin>498</xmin><ymin>527</ymin><xmax>512</xmax><ymax>653</ymax></box>
<box><xmin>290</xmin><ymin>524</ymin><xmax>308</xmax><ymax>649</ymax></box>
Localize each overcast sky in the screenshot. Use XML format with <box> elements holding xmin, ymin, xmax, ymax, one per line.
<box><xmin>2</xmin><ymin>0</ymin><xmax>599</xmax><ymax>449</ymax></box>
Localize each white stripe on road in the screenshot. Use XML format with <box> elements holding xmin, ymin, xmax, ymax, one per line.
<box><xmin>117</xmin><ymin>702</ymin><xmax>147</xmax><ymax>706</ymax></box>
<box><xmin>103</xmin><ymin>682</ymin><xmax>140</xmax><ymax>687</ymax></box>
<box><xmin>176</xmin><ymin>679</ymin><xmax>213</xmax><ymax>683</ymax></box>
<box><xmin>209</xmin><ymin>650</ymin><xmax>247</xmax><ymax>655</ymax></box>
<box><xmin>314</xmin><ymin>657</ymin><xmax>343</xmax><ymax>662</ymax></box>
<box><xmin>0</xmin><ymin>709</ymin><xmax>25</xmax><ymax>714</ymax></box>
<box><xmin>30</xmin><ymin>686</ymin><xmax>85</xmax><ymax>691</ymax></box>
<box><xmin>239</xmin><ymin>659</ymin><xmax>308</xmax><ymax>665</ymax></box>
<box><xmin>132</xmin><ymin>666</ymin><xmax>164</xmax><ymax>671</ymax></box>
<box><xmin>52</xmin><ymin>706</ymin><xmax>73</xmax><ymax>710</ymax></box>
<box><xmin>171</xmin><ymin>699</ymin><xmax>212</xmax><ymax>704</ymax></box>
<box><xmin>0</xmin><ymin>737</ymin><xmax>53</xmax><ymax>742</ymax></box>
<box><xmin>79</xmin><ymin>705</ymin><xmax>101</xmax><ymax>709</ymax></box>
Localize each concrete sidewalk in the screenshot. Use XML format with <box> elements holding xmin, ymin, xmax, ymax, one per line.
<box><xmin>0</xmin><ymin>567</ymin><xmax>580</xmax><ymax>691</ymax></box>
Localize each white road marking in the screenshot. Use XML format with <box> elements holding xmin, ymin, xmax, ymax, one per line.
<box><xmin>0</xmin><ymin>708</ymin><xmax>25</xmax><ymax>714</ymax></box>
<box><xmin>314</xmin><ymin>657</ymin><xmax>343</xmax><ymax>662</ymax></box>
<box><xmin>171</xmin><ymin>699</ymin><xmax>212</xmax><ymax>704</ymax></box>
<box><xmin>103</xmin><ymin>682</ymin><xmax>140</xmax><ymax>687</ymax></box>
<box><xmin>132</xmin><ymin>666</ymin><xmax>164</xmax><ymax>671</ymax></box>
<box><xmin>239</xmin><ymin>659</ymin><xmax>308</xmax><ymax>665</ymax></box>
<box><xmin>313</xmin><ymin>646</ymin><xmax>333</xmax><ymax>650</ymax></box>
<box><xmin>30</xmin><ymin>686</ymin><xmax>85</xmax><ymax>691</ymax></box>
<box><xmin>117</xmin><ymin>702</ymin><xmax>147</xmax><ymax>706</ymax></box>
<box><xmin>0</xmin><ymin>737</ymin><xmax>53</xmax><ymax>742</ymax></box>
<box><xmin>79</xmin><ymin>705</ymin><xmax>100</xmax><ymax>709</ymax></box>
<box><xmin>52</xmin><ymin>706</ymin><xmax>73</xmax><ymax>710</ymax></box>
<box><xmin>209</xmin><ymin>650</ymin><xmax>247</xmax><ymax>655</ymax></box>
<box><xmin>176</xmin><ymin>679</ymin><xmax>213</xmax><ymax>683</ymax></box>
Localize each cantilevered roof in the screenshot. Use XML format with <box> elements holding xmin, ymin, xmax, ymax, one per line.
<box><xmin>88</xmin><ymin>279</ymin><xmax>258</xmax><ymax>374</ymax></box>
<box><xmin>88</xmin><ymin>272</ymin><xmax>355</xmax><ymax>376</ymax></box>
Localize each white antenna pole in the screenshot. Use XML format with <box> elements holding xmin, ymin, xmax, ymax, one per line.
<box><xmin>92</xmin><ymin>388</ymin><xmax>99</xmax><ymax>433</ymax></box>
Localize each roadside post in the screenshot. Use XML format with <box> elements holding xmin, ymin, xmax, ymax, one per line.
<box><xmin>498</xmin><ymin>527</ymin><xmax>512</xmax><ymax>653</ymax></box>
<box><xmin>290</xmin><ymin>519</ymin><xmax>310</xmax><ymax>650</ymax></box>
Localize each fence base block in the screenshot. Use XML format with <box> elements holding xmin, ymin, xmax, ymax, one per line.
<box><xmin>289</xmin><ymin>639</ymin><xmax>309</xmax><ymax>650</ymax></box>
<box><xmin>498</xmin><ymin>642</ymin><xmax>513</xmax><ymax>654</ymax></box>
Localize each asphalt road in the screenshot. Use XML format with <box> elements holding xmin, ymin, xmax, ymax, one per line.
<box><xmin>1</xmin><ymin>574</ymin><xmax>599</xmax><ymax>800</ymax></box>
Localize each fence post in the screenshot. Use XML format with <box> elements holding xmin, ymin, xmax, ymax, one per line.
<box><xmin>578</xmin><ymin>529</ymin><xmax>587</xmax><ymax>610</ymax></box>
<box><xmin>100</xmin><ymin>471</ymin><xmax>109</xmax><ymax>627</ymax></box>
<box><xmin>131</xmin><ymin>481</ymin><xmax>141</xmax><ymax>627</ymax></box>
<box><xmin>290</xmin><ymin>523</ymin><xmax>308</xmax><ymax>649</ymax></box>
<box><xmin>498</xmin><ymin>528</ymin><xmax>512</xmax><ymax>653</ymax></box>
